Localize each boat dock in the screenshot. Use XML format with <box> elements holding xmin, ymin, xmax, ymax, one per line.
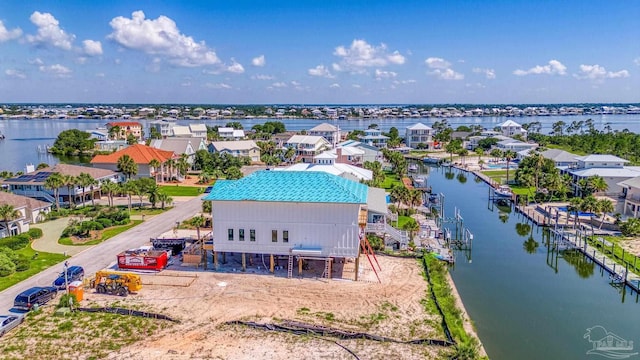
<box><xmin>550</xmin><ymin>227</ymin><xmax>640</xmax><ymax>293</ymax></box>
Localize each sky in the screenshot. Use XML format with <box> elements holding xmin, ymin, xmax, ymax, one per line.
<box><xmin>0</xmin><ymin>0</ymin><xmax>638</xmax><ymax>104</ymax></box>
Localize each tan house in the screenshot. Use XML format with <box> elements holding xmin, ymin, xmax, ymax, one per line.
<box><xmin>209</xmin><ymin>140</ymin><xmax>261</xmax><ymax>162</ymax></box>
<box><xmin>106</xmin><ymin>121</ymin><xmax>143</xmax><ymax>141</ymax></box>
<box><xmin>0</xmin><ymin>191</ymin><xmax>51</xmax><ymax>238</ymax></box>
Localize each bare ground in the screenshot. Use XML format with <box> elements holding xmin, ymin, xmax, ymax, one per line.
<box><xmin>92</xmin><ymin>255</ymin><xmax>449</xmax><ymax>360</ymax></box>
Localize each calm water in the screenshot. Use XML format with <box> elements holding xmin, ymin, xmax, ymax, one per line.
<box><xmin>422</xmin><ymin>165</ymin><xmax>640</xmax><ymax>360</ymax></box>
<box><xmin>1</xmin><ymin>114</ymin><xmax>640</xmax><ymax>172</ymax></box>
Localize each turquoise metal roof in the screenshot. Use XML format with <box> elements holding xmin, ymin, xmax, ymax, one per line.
<box><xmin>203</xmin><ymin>170</ymin><xmax>368</xmax><ymax>204</ymax></box>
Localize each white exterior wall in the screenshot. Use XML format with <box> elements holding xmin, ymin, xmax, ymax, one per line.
<box><xmin>212</xmin><ymin>201</ymin><xmax>361</xmax><ymax>257</ymax></box>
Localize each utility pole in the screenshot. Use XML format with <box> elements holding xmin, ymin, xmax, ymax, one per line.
<box><xmin>63</xmin><ymin>260</ymin><xmax>69</xmax><ymax>295</ymax></box>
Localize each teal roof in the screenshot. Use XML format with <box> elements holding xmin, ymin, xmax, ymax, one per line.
<box><xmin>203</xmin><ymin>170</ymin><xmax>368</xmax><ymax>204</ymax></box>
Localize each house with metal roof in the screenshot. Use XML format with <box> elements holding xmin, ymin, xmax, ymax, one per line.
<box><xmin>276</xmin><ymin>151</ymin><xmax>373</xmax><ymax>182</ymax></box>
<box><xmin>208</xmin><ymin>140</ymin><xmax>261</xmax><ymax>162</ymax></box>
<box><xmin>2</xmin><ymin>164</ymin><xmax>119</xmax><ymax>205</ymax></box>
<box><xmin>566</xmin><ymin>154</ymin><xmax>640</xmax><ymax>196</ymax></box>
<box><xmin>218</xmin><ymin>127</ymin><xmax>245</xmax><ymax>140</ymax></box>
<box><xmin>359</xmin><ymin>128</ymin><xmax>389</xmax><ymax>148</ymax></box>
<box><xmin>495</xmin><ymin>139</ymin><xmax>538</xmax><ymax>152</ymax></box>
<box><xmin>285</xmin><ymin>135</ymin><xmax>331</xmax><ymax>163</ymax></box>
<box><xmin>0</xmin><ymin>191</ymin><xmax>51</xmax><ymax>238</ymax></box>
<box><xmin>499</xmin><ymin>120</ymin><xmax>527</xmax><ymax>138</ymax></box>
<box><xmin>405</xmin><ymin>123</ymin><xmax>433</xmax><ymax>149</ymax></box>
<box><xmin>517</xmin><ymin>148</ymin><xmax>580</xmax><ymax>168</ymax></box>
<box><xmin>617</xmin><ymin>177</ymin><xmax>640</xmax><ymax>218</ymax></box>
<box><xmin>150</xmin><ymin>137</ymin><xmax>206</xmax><ymax>165</ymax></box>
<box><xmin>337</xmin><ymin>140</ymin><xmax>382</xmax><ymax>163</ymax></box>
<box><xmin>308</xmin><ymin>122</ymin><xmax>341</xmax><ymax>147</ymax></box>
<box><xmin>203</xmin><ymin>170</ymin><xmax>385</xmax><ymax>279</ymax></box>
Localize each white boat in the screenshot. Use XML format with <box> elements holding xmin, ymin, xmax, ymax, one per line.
<box><xmin>423</xmin><ymin>157</ymin><xmax>440</xmax><ymax>164</ymax></box>
<box><xmin>408</xmin><ymin>164</ymin><xmax>418</xmax><ymax>172</ymax></box>
<box><xmin>494</xmin><ymin>185</ymin><xmax>513</xmax><ymax>198</ymax></box>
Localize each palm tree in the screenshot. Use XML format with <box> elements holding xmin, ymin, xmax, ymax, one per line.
<box><xmin>390</xmin><ymin>185</ymin><xmax>409</xmax><ymax>213</ymax></box>
<box><xmin>147</xmin><ymin>183</ymin><xmax>160</xmax><ymax>208</ymax></box>
<box><xmin>284</xmin><ymin>147</ymin><xmax>296</xmax><ymax>164</ymax></box>
<box><xmin>568</xmin><ymin>197</ymin><xmax>583</xmax><ymax>228</ymax></box>
<box><xmin>157</xmin><ymin>193</ymin><xmax>173</xmax><ymax>209</ymax></box>
<box><xmin>189</xmin><ymin>215</ymin><xmax>207</xmax><ymax>268</ymax></box>
<box><xmin>149</xmin><ymin>159</ymin><xmax>161</xmax><ymax>184</ymax></box>
<box><xmin>165</xmin><ymin>158</ymin><xmax>177</xmax><ymax>182</ymax></box>
<box><xmin>475</xmin><ymin>147</ymin><xmax>484</xmax><ymax>162</ymax></box>
<box><xmin>63</xmin><ymin>174</ymin><xmax>77</xmax><ymax>209</ymax></box>
<box><xmin>44</xmin><ymin>172</ymin><xmax>65</xmax><ymax>210</ymax></box>
<box><xmin>588</xmin><ymin>175</ymin><xmax>608</xmax><ymax>195</ymax></box>
<box><xmin>490</xmin><ymin>149</ymin><xmax>503</xmax><ymax>163</ymax></box>
<box><xmin>117</xmin><ymin>154</ymin><xmax>138</xmax><ymax>180</ymax></box>
<box><xmin>108</xmin><ymin>125</ymin><xmax>121</xmax><ymax>140</ymax></box>
<box><xmin>408</xmin><ymin>190</ymin><xmax>423</xmax><ymax>210</ymax></box>
<box><xmin>121</xmin><ymin>181</ymin><xmax>137</xmax><ymax>213</ymax></box>
<box><xmin>100</xmin><ymin>181</ymin><xmax>117</xmax><ymax>207</ymax></box>
<box><xmin>402</xmin><ymin>218</ymin><xmax>420</xmax><ymax>246</ymax></box>
<box><xmin>0</xmin><ymin>204</ymin><xmax>21</xmax><ymax>237</ymax></box>
<box><xmin>504</xmin><ymin>150</ymin><xmax>517</xmax><ymax>184</ymax></box>
<box><xmin>76</xmin><ymin>172</ymin><xmax>95</xmax><ymax>207</ymax></box>
<box><xmin>177</xmin><ymin>154</ymin><xmax>190</xmax><ymax>179</ymax></box>
<box><xmin>596</xmin><ymin>198</ymin><xmax>614</xmax><ymax>229</ymax></box>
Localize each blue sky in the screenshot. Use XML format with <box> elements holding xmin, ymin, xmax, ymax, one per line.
<box><xmin>0</xmin><ymin>0</ymin><xmax>638</xmax><ymax>104</ymax></box>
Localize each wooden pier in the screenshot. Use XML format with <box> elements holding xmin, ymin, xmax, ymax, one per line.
<box><xmin>550</xmin><ymin>228</ymin><xmax>640</xmax><ymax>293</ymax></box>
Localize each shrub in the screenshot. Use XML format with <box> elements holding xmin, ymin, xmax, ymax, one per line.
<box><xmin>0</xmin><ymin>234</ymin><xmax>30</xmax><ymax>250</ymax></box>
<box><xmin>15</xmin><ymin>257</ymin><xmax>30</xmax><ymax>272</ymax></box>
<box><xmin>28</xmin><ymin>228</ymin><xmax>43</xmax><ymax>239</ymax></box>
<box><xmin>97</xmin><ymin>218</ymin><xmax>113</xmax><ymax>228</ymax></box>
<box><xmin>0</xmin><ymin>252</ymin><xmax>16</xmax><ymax>277</ymax></box>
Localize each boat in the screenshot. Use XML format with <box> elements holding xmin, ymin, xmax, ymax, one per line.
<box><xmin>0</xmin><ymin>131</ymin><xmax>4</xmax><ymax>140</ymax></box>
<box><xmin>423</xmin><ymin>157</ymin><xmax>440</xmax><ymax>164</ymax></box>
<box><xmin>413</xmin><ymin>176</ymin><xmax>427</xmax><ymax>187</ymax></box>
<box><xmin>494</xmin><ymin>185</ymin><xmax>513</xmax><ymax>198</ymax></box>
<box><xmin>408</xmin><ymin>163</ymin><xmax>418</xmax><ymax>172</ymax></box>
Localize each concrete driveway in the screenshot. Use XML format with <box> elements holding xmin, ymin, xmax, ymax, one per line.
<box><xmin>0</xmin><ymin>196</ymin><xmax>205</xmax><ymax>311</ymax></box>
<box><xmin>31</xmin><ymin>217</ymin><xmax>92</xmax><ymax>256</ymax></box>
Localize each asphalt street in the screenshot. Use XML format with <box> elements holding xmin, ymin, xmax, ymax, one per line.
<box><xmin>0</xmin><ymin>196</ymin><xmax>204</xmax><ymax>312</ymax></box>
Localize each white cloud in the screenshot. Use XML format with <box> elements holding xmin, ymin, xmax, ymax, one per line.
<box><xmin>393</xmin><ymin>79</ymin><xmax>416</xmax><ymax>85</ymax></box>
<box><xmin>425</xmin><ymin>57</ymin><xmax>451</xmax><ymax>69</ymax></box>
<box><xmin>574</xmin><ymin>64</ymin><xmax>630</xmax><ymax>80</ymax></box>
<box><xmin>252</xmin><ymin>74</ymin><xmax>274</xmax><ymax>80</ymax></box>
<box><xmin>226</xmin><ymin>59</ymin><xmax>245</xmax><ymax>73</ymax></box>
<box><xmin>333</xmin><ymin>39</ymin><xmax>405</xmax><ymax>73</ymax></box>
<box><xmin>330</xmin><ymin>83</ymin><xmax>340</xmax><ymax>88</ymax></box>
<box><xmin>26</xmin><ymin>11</ymin><xmax>75</xmax><ymax>50</ymax></box>
<box><xmin>5</xmin><ymin>69</ymin><xmax>26</xmax><ymax>79</ymax></box>
<box><xmin>82</xmin><ymin>40</ymin><xmax>103</xmax><ymax>56</ymax></box>
<box><xmin>472</xmin><ymin>67</ymin><xmax>496</xmax><ymax>79</ymax></box>
<box><xmin>635</xmin><ymin>57</ymin><xmax>640</xmax><ymax>66</ymax></box>
<box><xmin>375</xmin><ymin>69</ymin><xmax>397</xmax><ymax>79</ymax></box>
<box><xmin>28</xmin><ymin>58</ymin><xmax>44</xmax><ymax>65</ymax></box>
<box><xmin>308</xmin><ymin>64</ymin><xmax>334</xmax><ymax>78</ymax></box>
<box><xmin>272</xmin><ymin>82</ymin><xmax>287</xmax><ymax>88</ymax></box>
<box><xmin>146</xmin><ymin>57</ymin><xmax>162</xmax><ymax>73</ymax></box>
<box><xmin>76</xmin><ymin>57</ymin><xmax>87</xmax><ymax>65</ymax></box>
<box><xmin>252</xmin><ymin>55</ymin><xmax>265</xmax><ymax>67</ymax></box>
<box><xmin>425</xmin><ymin>57</ymin><xmax>464</xmax><ymax>80</ymax></box>
<box><xmin>108</xmin><ymin>10</ymin><xmax>220</xmax><ymax>67</ymax></box>
<box><xmin>513</xmin><ymin>59</ymin><xmax>567</xmax><ymax>76</ymax></box>
<box><xmin>205</xmin><ymin>82</ymin><xmax>231</xmax><ymax>89</ymax></box>
<box><xmin>39</xmin><ymin>64</ymin><xmax>72</xmax><ymax>78</ymax></box>
<box><xmin>291</xmin><ymin>81</ymin><xmax>301</xmax><ymax>86</ymax></box>
<box><xmin>0</xmin><ymin>20</ymin><xmax>22</xmax><ymax>42</ymax></box>
<box><xmin>95</xmin><ymin>72</ymin><xmax>105</xmax><ymax>77</ymax></box>
<box><xmin>352</xmin><ymin>84</ymin><xmax>361</xmax><ymax>88</ymax></box>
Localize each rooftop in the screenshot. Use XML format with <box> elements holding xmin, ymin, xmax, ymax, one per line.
<box><xmin>576</xmin><ymin>154</ymin><xmax>629</xmax><ymax>163</ymax></box>
<box><xmin>203</xmin><ymin>170</ymin><xmax>368</xmax><ymax>204</ymax></box>
<box><xmin>91</xmin><ymin>144</ymin><xmax>174</xmax><ymax>164</ymax></box>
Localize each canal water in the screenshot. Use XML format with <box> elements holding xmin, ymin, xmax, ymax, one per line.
<box><xmin>422</xmin><ymin>164</ymin><xmax>640</xmax><ymax>360</ymax></box>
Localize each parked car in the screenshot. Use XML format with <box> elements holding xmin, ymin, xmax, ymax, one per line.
<box><xmin>0</xmin><ymin>312</ymin><xmax>26</xmax><ymax>337</ymax></box>
<box><xmin>13</xmin><ymin>287</ymin><xmax>58</xmax><ymax>311</ymax></box>
<box><xmin>53</xmin><ymin>266</ymin><xmax>84</xmax><ymax>289</ymax></box>
<box><xmin>204</xmin><ymin>186</ymin><xmax>213</xmax><ymax>194</ymax></box>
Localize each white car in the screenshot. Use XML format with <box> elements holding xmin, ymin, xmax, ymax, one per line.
<box><xmin>0</xmin><ymin>312</ymin><xmax>26</xmax><ymax>337</ymax></box>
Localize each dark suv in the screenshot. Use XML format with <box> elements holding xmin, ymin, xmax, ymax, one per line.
<box><xmin>13</xmin><ymin>287</ymin><xmax>58</xmax><ymax>311</ymax></box>
<box><xmin>53</xmin><ymin>266</ymin><xmax>84</xmax><ymax>289</ymax></box>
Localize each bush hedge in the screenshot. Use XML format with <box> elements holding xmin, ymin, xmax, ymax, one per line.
<box><xmin>28</xmin><ymin>228</ymin><xmax>43</xmax><ymax>239</ymax></box>
<box><xmin>0</xmin><ymin>234</ymin><xmax>31</xmax><ymax>250</ymax></box>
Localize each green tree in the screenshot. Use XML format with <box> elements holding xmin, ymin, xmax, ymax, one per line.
<box><xmin>0</xmin><ymin>204</ymin><xmax>21</xmax><ymax>237</ymax></box>
<box><xmin>503</xmin><ymin>150</ymin><xmax>517</xmax><ymax>184</ymax></box>
<box><xmin>50</xmin><ymin>129</ymin><xmax>96</xmax><ymax>155</ymax></box>
<box><xmin>126</xmin><ymin>133</ymin><xmax>138</xmax><ymax>145</ymax></box>
<box><xmin>121</xmin><ymin>181</ymin><xmax>137</xmax><ymax>213</ymax></box>
<box><xmin>108</xmin><ymin>125</ymin><xmax>121</xmax><ymax>140</ymax></box>
<box><xmin>149</xmin><ymin>159</ymin><xmax>162</xmax><ymax>183</ymax></box>
<box><xmin>100</xmin><ymin>181</ymin><xmax>118</xmax><ymax>207</ymax></box>
<box><xmin>588</xmin><ymin>175</ymin><xmax>608</xmax><ymax>195</ymax></box>
<box><xmin>225</xmin><ymin>166</ymin><xmax>243</xmax><ymax>180</ymax></box>
<box><xmin>117</xmin><ymin>154</ymin><xmax>138</xmax><ymax>180</ymax></box>
<box><xmin>36</xmin><ymin>162</ymin><xmax>49</xmax><ymax>170</ymax></box>
<box><xmin>63</xmin><ymin>174</ymin><xmax>78</xmax><ymax>209</ymax></box>
<box><xmin>44</xmin><ymin>172</ymin><xmax>65</xmax><ymax>210</ymax></box>
<box><xmin>621</xmin><ymin>218</ymin><xmax>640</xmax><ymax>237</ymax></box>
<box><xmin>402</xmin><ymin>218</ymin><xmax>420</xmax><ymax>244</ymax></box>
<box><xmin>149</xmin><ymin>127</ymin><xmax>162</xmax><ymax>140</ymax></box>
<box><xmin>596</xmin><ymin>198</ymin><xmax>614</xmax><ymax>229</ymax></box>
<box><xmin>157</xmin><ymin>193</ymin><xmax>173</xmax><ymax>210</ymax></box>
<box><xmin>76</xmin><ymin>172</ymin><xmax>95</xmax><ymax>207</ymax></box>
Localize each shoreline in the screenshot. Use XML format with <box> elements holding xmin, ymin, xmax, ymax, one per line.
<box><xmin>446</xmin><ymin>271</ymin><xmax>488</xmax><ymax>358</ymax></box>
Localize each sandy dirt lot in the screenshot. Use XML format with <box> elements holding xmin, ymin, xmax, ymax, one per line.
<box><xmin>85</xmin><ymin>255</ymin><xmax>448</xmax><ymax>360</ymax></box>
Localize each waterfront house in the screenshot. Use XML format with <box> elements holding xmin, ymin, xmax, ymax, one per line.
<box><xmin>308</xmin><ymin>123</ymin><xmax>341</xmax><ymax>147</ymax></box>
<box><xmin>105</xmin><ymin>121</ymin><xmax>143</xmax><ymax>141</ymax></box>
<box><xmin>218</xmin><ymin>127</ymin><xmax>245</xmax><ymax>140</ymax></box>
<box><xmin>499</xmin><ymin>120</ymin><xmax>527</xmax><ymax>138</ymax></box>
<box><xmin>359</xmin><ymin>128</ymin><xmax>389</xmax><ymax>148</ymax></box>
<box><xmin>565</xmin><ymin>154</ymin><xmax>640</xmax><ymax>196</ymax></box>
<box><xmin>94</xmin><ymin>140</ymin><xmax>129</xmax><ymax>152</ymax></box>
<box><xmin>203</xmin><ymin>170</ymin><xmax>385</xmax><ymax>278</ymax></box>
<box><xmin>0</xmin><ymin>191</ymin><xmax>51</xmax><ymax>238</ymax></box>
<box><xmin>3</xmin><ymin>164</ymin><xmax>118</xmax><ymax>205</ymax></box>
<box><xmin>405</xmin><ymin>123</ymin><xmax>433</xmax><ymax>149</ymax></box>
<box><xmin>208</xmin><ymin>140</ymin><xmax>261</xmax><ymax>162</ymax></box>
<box><xmin>337</xmin><ymin>140</ymin><xmax>382</xmax><ymax>163</ymax></box>
<box><xmin>517</xmin><ymin>148</ymin><xmax>580</xmax><ymax>168</ymax></box>
<box><xmin>277</xmin><ymin>151</ymin><xmax>372</xmax><ymax>182</ymax></box>
<box><xmin>325</xmin><ymin>147</ymin><xmax>365</xmax><ymax>166</ymax></box>
<box><xmin>285</xmin><ymin>135</ymin><xmax>331</xmax><ymax>163</ymax></box>
<box><xmin>495</xmin><ymin>139</ymin><xmax>538</xmax><ymax>153</ymax></box>
<box><xmin>150</xmin><ymin>137</ymin><xmax>207</xmax><ymax>166</ymax></box>
<box><xmin>91</xmin><ymin>143</ymin><xmax>175</xmax><ymax>180</ymax></box>
<box><xmin>169</xmin><ymin>124</ymin><xmax>208</xmax><ymax>138</ymax></box>
<box><xmin>149</xmin><ymin>118</ymin><xmax>177</xmax><ymax>138</ymax></box>
<box><xmin>617</xmin><ymin>177</ymin><xmax>640</xmax><ymax>218</ymax></box>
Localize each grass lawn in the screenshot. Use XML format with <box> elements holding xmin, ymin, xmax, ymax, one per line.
<box><xmin>128</xmin><ymin>208</ymin><xmax>167</xmax><ymax>215</ymax></box>
<box><xmin>397</xmin><ymin>215</ymin><xmax>412</xmax><ymax>229</ymax></box>
<box><xmin>158</xmin><ymin>185</ymin><xmax>202</xmax><ymax>196</ymax></box>
<box><xmin>381</xmin><ymin>172</ymin><xmax>402</xmax><ymax>190</ymax></box>
<box><xmin>58</xmin><ymin>220</ymin><xmax>143</xmax><ymax>246</ymax></box>
<box><xmin>547</xmin><ymin>144</ymin><xmax>588</xmax><ymax>156</ymax></box>
<box><xmin>0</xmin><ymin>246</ymin><xmax>68</xmax><ymax>292</ymax></box>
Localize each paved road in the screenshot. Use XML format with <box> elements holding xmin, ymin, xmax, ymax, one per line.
<box><xmin>0</xmin><ymin>196</ymin><xmax>204</xmax><ymax>312</ymax></box>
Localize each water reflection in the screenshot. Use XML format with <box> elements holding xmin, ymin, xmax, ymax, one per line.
<box><xmin>562</xmin><ymin>250</ymin><xmax>595</xmax><ymax>278</ymax></box>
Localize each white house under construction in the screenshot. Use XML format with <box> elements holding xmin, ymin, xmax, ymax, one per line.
<box><xmin>203</xmin><ymin>170</ymin><xmax>384</xmax><ymax>279</ymax></box>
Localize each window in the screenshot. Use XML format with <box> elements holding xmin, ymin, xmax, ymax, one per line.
<box><xmin>250</xmin><ymin>229</ymin><xmax>255</xmax><ymax>242</ymax></box>
<box><xmin>239</xmin><ymin>229</ymin><xmax>245</xmax><ymax>241</ymax></box>
<box><xmin>283</xmin><ymin>230</ymin><xmax>289</xmax><ymax>243</ymax></box>
<box><xmin>228</xmin><ymin>229</ymin><xmax>234</xmax><ymax>241</ymax></box>
<box><xmin>272</xmin><ymin>230</ymin><xmax>277</xmax><ymax>242</ymax></box>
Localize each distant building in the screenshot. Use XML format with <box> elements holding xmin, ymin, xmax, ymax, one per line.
<box><xmin>150</xmin><ymin>138</ymin><xmax>207</xmax><ymax>165</ymax></box>
<box><xmin>308</xmin><ymin>123</ymin><xmax>341</xmax><ymax>147</ymax></box>
<box><xmin>209</xmin><ymin>140</ymin><xmax>261</xmax><ymax>162</ymax></box>
<box><xmin>359</xmin><ymin>128</ymin><xmax>389</xmax><ymax>148</ymax></box>
<box><xmin>499</xmin><ymin>120</ymin><xmax>527</xmax><ymax>138</ymax></box>
<box><xmin>495</xmin><ymin>139</ymin><xmax>538</xmax><ymax>153</ymax></box>
<box><xmin>91</xmin><ymin>144</ymin><xmax>175</xmax><ymax>180</ymax></box>
<box><xmin>105</xmin><ymin>121</ymin><xmax>143</xmax><ymax>141</ymax></box>
<box><xmin>218</xmin><ymin>127</ymin><xmax>245</xmax><ymax>140</ymax></box>
<box><xmin>405</xmin><ymin>123</ymin><xmax>433</xmax><ymax>149</ymax></box>
<box><xmin>566</xmin><ymin>154</ymin><xmax>640</xmax><ymax>196</ymax></box>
